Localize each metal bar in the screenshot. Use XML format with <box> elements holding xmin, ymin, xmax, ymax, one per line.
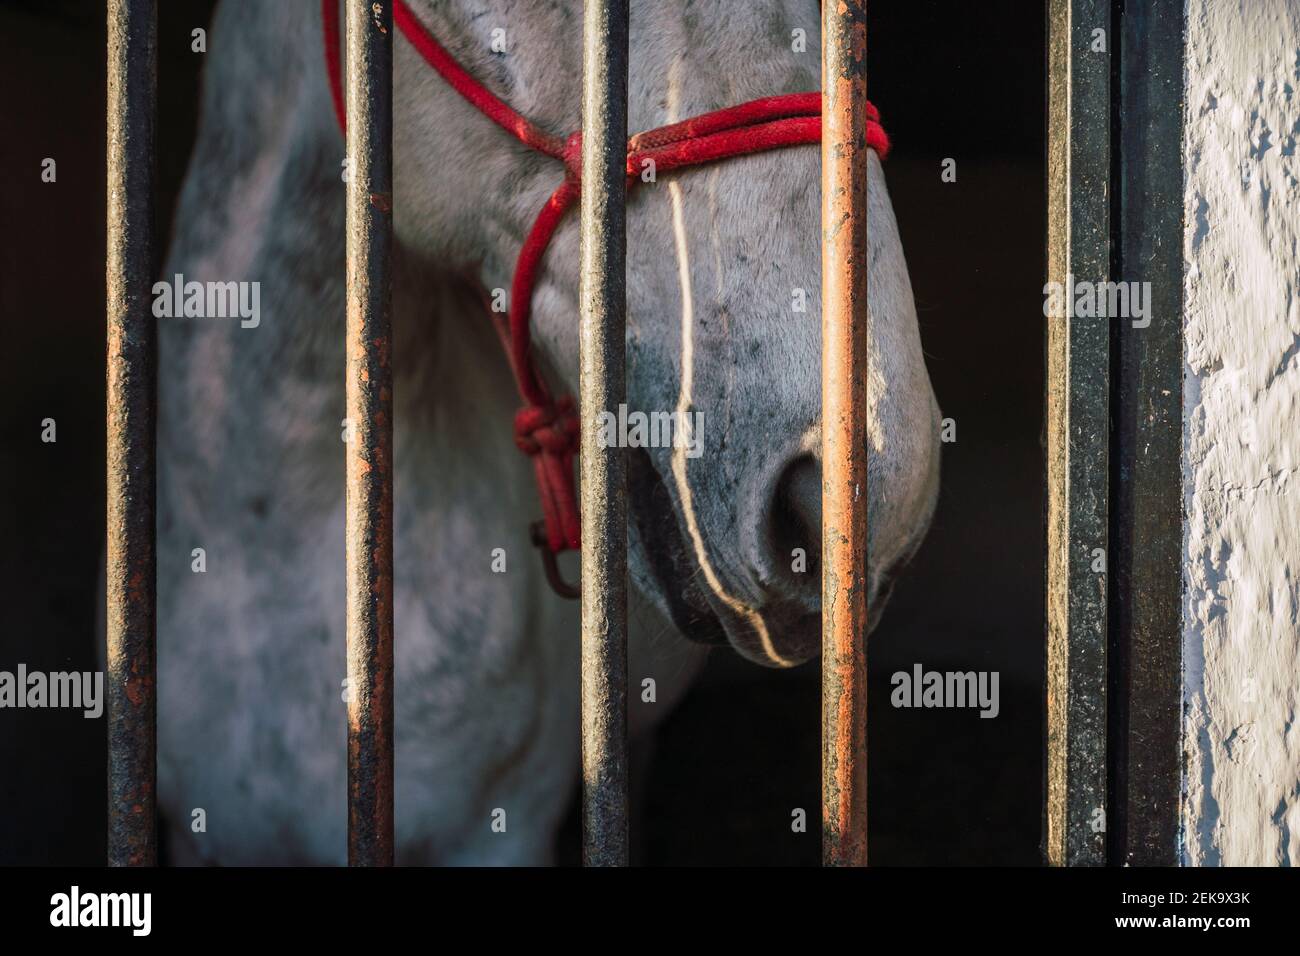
<box><xmin>820</xmin><ymin>0</ymin><xmax>870</xmax><ymax>868</ymax></box>
<box><xmin>1045</xmin><ymin>0</ymin><xmax>1110</xmax><ymax>867</ymax></box>
<box><xmin>106</xmin><ymin>0</ymin><xmax>158</xmax><ymax>869</ymax></box>
<box><xmin>578</xmin><ymin>0</ymin><xmax>631</xmax><ymax>868</ymax></box>
<box><xmin>344</xmin><ymin>0</ymin><xmax>395</xmax><ymax>867</ymax></box>
<box><xmin>1109</xmin><ymin>0</ymin><xmax>1183</xmax><ymax>866</ymax></box>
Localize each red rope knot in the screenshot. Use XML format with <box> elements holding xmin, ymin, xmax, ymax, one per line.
<box><xmin>514</xmin><ymin>397</ymin><xmax>581</xmax><ymax>552</ymax></box>
<box><xmin>514</xmin><ymin>397</ymin><xmax>578</xmax><ymax>456</ymax></box>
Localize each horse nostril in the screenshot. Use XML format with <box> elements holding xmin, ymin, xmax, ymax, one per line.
<box><xmin>768</xmin><ymin>454</ymin><xmax>822</xmax><ymax>581</ymax></box>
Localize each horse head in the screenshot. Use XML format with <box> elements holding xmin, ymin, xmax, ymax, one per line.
<box><xmin>387</xmin><ymin>0</ymin><xmax>940</xmax><ymax>666</ymax></box>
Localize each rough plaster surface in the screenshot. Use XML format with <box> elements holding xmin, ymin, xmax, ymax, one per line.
<box><xmin>1183</xmin><ymin>0</ymin><xmax>1300</xmax><ymax>866</ymax></box>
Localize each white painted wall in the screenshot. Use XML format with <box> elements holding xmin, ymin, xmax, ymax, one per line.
<box><xmin>1183</xmin><ymin>0</ymin><xmax>1300</xmax><ymax>866</ymax></box>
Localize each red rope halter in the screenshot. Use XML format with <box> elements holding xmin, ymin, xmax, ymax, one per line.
<box><xmin>322</xmin><ymin>0</ymin><xmax>888</xmax><ymax>589</ymax></box>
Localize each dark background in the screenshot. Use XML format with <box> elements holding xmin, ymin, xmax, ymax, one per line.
<box><xmin>0</xmin><ymin>0</ymin><xmax>1044</xmax><ymax>865</ymax></box>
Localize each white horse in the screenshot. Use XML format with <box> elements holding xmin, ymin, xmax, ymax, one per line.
<box><xmin>155</xmin><ymin>0</ymin><xmax>940</xmax><ymax>864</ymax></box>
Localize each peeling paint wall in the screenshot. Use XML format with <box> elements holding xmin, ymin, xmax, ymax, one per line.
<box><xmin>1183</xmin><ymin>0</ymin><xmax>1300</xmax><ymax>866</ymax></box>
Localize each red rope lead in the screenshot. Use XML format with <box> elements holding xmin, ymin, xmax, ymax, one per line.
<box><xmin>322</xmin><ymin>0</ymin><xmax>889</xmax><ymax>558</ymax></box>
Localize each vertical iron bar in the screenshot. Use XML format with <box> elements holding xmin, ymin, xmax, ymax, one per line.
<box><xmin>821</xmin><ymin>0</ymin><xmax>870</xmax><ymax>867</ymax></box>
<box><xmin>578</xmin><ymin>0</ymin><xmax>630</xmax><ymax>868</ymax></box>
<box><xmin>106</xmin><ymin>0</ymin><xmax>158</xmax><ymax>868</ymax></box>
<box><xmin>344</xmin><ymin>0</ymin><xmax>395</xmax><ymax>867</ymax></box>
<box><xmin>1045</xmin><ymin>0</ymin><xmax>1110</xmax><ymax>867</ymax></box>
<box><xmin>1109</xmin><ymin>0</ymin><xmax>1183</xmax><ymax>866</ymax></box>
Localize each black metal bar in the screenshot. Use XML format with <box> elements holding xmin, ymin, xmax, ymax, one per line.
<box><xmin>821</xmin><ymin>0</ymin><xmax>870</xmax><ymax>868</ymax></box>
<box><xmin>105</xmin><ymin>0</ymin><xmax>158</xmax><ymax>869</ymax></box>
<box><xmin>344</xmin><ymin>0</ymin><xmax>395</xmax><ymax>867</ymax></box>
<box><xmin>578</xmin><ymin>0</ymin><xmax>630</xmax><ymax>868</ymax></box>
<box><xmin>1044</xmin><ymin>0</ymin><xmax>1110</xmax><ymax>867</ymax></box>
<box><xmin>1108</xmin><ymin>0</ymin><xmax>1184</xmax><ymax>866</ymax></box>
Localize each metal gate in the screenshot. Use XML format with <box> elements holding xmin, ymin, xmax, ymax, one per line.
<box><xmin>105</xmin><ymin>0</ymin><xmax>1185</xmax><ymax>867</ymax></box>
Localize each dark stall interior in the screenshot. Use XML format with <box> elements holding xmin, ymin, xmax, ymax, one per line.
<box><xmin>639</xmin><ymin>3</ymin><xmax>1046</xmax><ymax>866</ymax></box>
<box><xmin>0</xmin><ymin>0</ymin><xmax>1043</xmax><ymax>866</ymax></box>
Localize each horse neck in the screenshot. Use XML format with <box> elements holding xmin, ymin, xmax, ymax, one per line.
<box><xmin>160</xmin><ymin>0</ymin><xmax>523</xmax><ymax>530</ymax></box>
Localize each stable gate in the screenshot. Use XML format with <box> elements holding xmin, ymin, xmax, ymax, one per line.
<box><xmin>104</xmin><ymin>0</ymin><xmax>1188</xmax><ymax>867</ymax></box>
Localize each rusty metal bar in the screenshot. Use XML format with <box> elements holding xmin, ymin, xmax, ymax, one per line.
<box><xmin>578</xmin><ymin>0</ymin><xmax>631</xmax><ymax>867</ymax></box>
<box><xmin>1045</xmin><ymin>0</ymin><xmax>1110</xmax><ymax>868</ymax></box>
<box><xmin>106</xmin><ymin>0</ymin><xmax>158</xmax><ymax>869</ymax></box>
<box><xmin>344</xmin><ymin>0</ymin><xmax>395</xmax><ymax>867</ymax></box>
<box><xmin>820</xmin><ymin>0</ymin><xmax>869</xmax><ymax>868</ymax></box>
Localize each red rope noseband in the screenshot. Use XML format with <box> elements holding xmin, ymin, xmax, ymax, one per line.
<box><xmin>322</xmin><ymin>0</ymin><xmax>889</xmax><ymax>570</ymax></box>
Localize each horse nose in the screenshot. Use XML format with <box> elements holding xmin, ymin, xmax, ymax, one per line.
<box><xmin>763</xmin><ymin>453</ymin><xmax>823</xmax><ymax>598</ymax></box>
